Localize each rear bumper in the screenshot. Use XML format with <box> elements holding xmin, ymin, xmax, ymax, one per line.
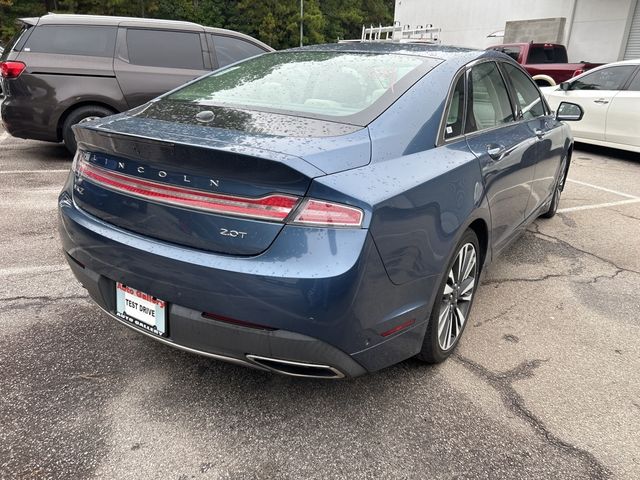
<box><xmin>59</xmin><ymin>189</ymin><xmax>438</xmax><ymax>377</ymax></box>
<box><xmin>1</xmin><ymin>94</ymin><xmax>59</xmax><ymax>142</ymax></box>
<box><xmin>90</xmin><ymin>287</ymin><xmax>364</xmax><ymax>379</ymax></box>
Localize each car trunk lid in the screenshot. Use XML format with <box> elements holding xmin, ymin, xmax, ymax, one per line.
<box><xmin>71</xmin><ymin>107</ymin><xmax>370</xmax><ymax>255</ymax></box>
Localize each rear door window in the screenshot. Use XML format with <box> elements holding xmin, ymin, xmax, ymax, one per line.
<box><xmin>570</xmin><ymin>65</ymin><xmax>636</xmax><ymax>91</ymax></box>
<box><xmin>466</xmin><ymin>62</ymin><xmax>515</xmax><ymax>133</ymax></box>
<box><xmin>212</xmin><ymin>35</ymin><xmax>267</xmax><ymax>67</ymax></box>
<box><xmin>501</xmin><ymin>63</ymin><xmax>546</xmax><ymax>120</ymax></box>
<box><xmin>494</xmin><ymin>46</ymin><xmax>522</xmax><ymax>62</ymax></box>
<box><xmin>127</xmin><ymin>29</ymin><xmax>204</xmax><ymax>69</ymax></box>
<box><xmin>23</xmin><ymin>25</ymin><xmax>116</xmax><ymax>57</ymax></box>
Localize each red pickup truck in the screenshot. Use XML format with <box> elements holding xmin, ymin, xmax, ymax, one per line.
<box><xmin>487</xmin><ymin>43</ymin><xmax>603</xmax><ymax>87</ymax></box>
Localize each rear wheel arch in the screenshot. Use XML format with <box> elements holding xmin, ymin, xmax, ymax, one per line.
<box><xmin>416</xmin><ymin>227</ymin><xmax>481</xmax><ymax>363</ymax></box>
<box><xmin>561</xmin><ymin>144</ymin><xmax>573</xmax><ymax>192</ymax></box>
<box><xmin>56</xmin><ymin>101</ymin><xmax>119</xmax><ymax>142</ymax></box>
<box><xmin>468</xmin><ymin>218</ymin><xmax>489</xmax><ymax>271</ymax></box>
<box><xmin>415</xmin><ymin>216</ymin><xmax>488</xmax><ymax>363</ymax></box>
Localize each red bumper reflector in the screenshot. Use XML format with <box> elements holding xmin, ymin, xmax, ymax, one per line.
<box><xmin>202</xmin><ymin>312</ymin><xmax>277</xmax><ymax>331</ymax></box>
<box><xmin>76</xmin><ymin>158</ymin><xmax>299</xmax><ymax>222</ymax></box>
<box><xmin>380</xmin><ymin>318</ymin><xmax>416</xmax><ymax>337</ymax></box>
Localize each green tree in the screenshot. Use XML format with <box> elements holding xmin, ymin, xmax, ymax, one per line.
<box><xmin>1</xmin><ymin>0</ymin><xmax>45</xmax><ymax>46</ymax></box>
<box><xmin>1</xmin><ymin>0</ymin><xmax>394</xmax><ymax>48</ymax></box>
<box><xmin>234</xmin><ymin>0</ymin><xmax>325</xmax><ymax>50</ymax></box>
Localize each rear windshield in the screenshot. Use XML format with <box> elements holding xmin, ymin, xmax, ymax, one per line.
<box><xmin>527</xmin><ymin>46</ymin><xmax>568</xmax><ymax>64</ymax></box>
<box><xmin>23</xmin><ymin>25</ymin><xmax>117</xmax><ymax>57</ymax></box>
<box><xmin>166</xmin><ymin>51</ymin><xmax>440</xmax><ymax>125</ymax></box>
<box><xmin>491</xmin><ymin>46</ymin><xmax>521</xmax><ymax>61</ymax></box>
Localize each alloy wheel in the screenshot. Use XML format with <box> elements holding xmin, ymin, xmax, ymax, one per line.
<box><xmin>78</xmin><ymin>116</ymin><xmax>101</xmax><ymax>124</ymax></box>
<box><xmin>438</xmin><ymin>242</ymin><xmax>478</xmax><ymax>351</ymax></box>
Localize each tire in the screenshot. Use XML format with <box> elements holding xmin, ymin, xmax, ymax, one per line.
<box><xmin>62</xmin><ymin>105</ymin><xmax>114</xmax><ymax>154</ymax></box>
<box><xmin>416</xmin><ymin>229</ymin><xmax>480</xmax><ymax>363</ymax></box>
<box><xmin>540</xmin><ymin>156</ymin><xmax>568</xmax><ymax>219</ymax></box>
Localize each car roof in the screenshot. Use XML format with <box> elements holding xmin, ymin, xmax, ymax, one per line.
<box><xmin>291</xmin><ymin>41</ymin><xmax>478</xmax><ymax>58</ymax></box>
<box><xmin>20</xmin><ymin>13</ymin><xmax>273</xmax><ymax>51</ymax></box>
<box><xmin>27</xmin><ymin>13</ymin><xmax>202</xmax><ymax>29</ymax></box>
<box><xmin>597</xmin><ymin>59</ymin><xmax>640</xmax><ymax>66</ymax></box>
<box><xmin>286</xmin><ymin>41</ymin><xmax>502</xmax><ymax>70</ymax></box>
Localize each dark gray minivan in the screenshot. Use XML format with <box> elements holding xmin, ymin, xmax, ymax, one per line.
<box><xmin>0</xmin><ymin>14</ymin><xmax>272</xmax><ymax>152</ymax></box>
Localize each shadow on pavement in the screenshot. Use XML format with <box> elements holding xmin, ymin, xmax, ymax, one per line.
<box><xmin>574</xmin><ymin>142</ymin><xmax>639</xmax><ymax>163</ymax></box>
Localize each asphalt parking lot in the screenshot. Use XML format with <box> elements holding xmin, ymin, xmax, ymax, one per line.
<box><xmin>1</xmin><ymin>126</ymin><xmax>638</xmax><ymax>480</ymax></box>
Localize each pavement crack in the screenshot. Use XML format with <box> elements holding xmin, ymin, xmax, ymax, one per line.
<box><xmin>498</xmin><ymin>358</ymin><xmax>548</xmax><ymax>380</ymax></box>
<box><xmin>610</xmin><ymin>209</ymin><xmax>640</xmax><ymax>221</ymax></box>
<box><xmin>482</xmin><ymin>273</ymin><xmax>572</xmax><ymax>286</ymax></box>
<box><xmin>579</xmin><ymin>268</ymin><xmax>624</xmax><ymax>286</ymax></box>
<box><xmin>530</xmin><ymin>223</ymin><xmax>640</xmax><ymax>277</ymax></box>
<box><xmin>454</xmin><ymin>354</ymin><xmax>612</xmax><ymax>480</ymax></box>
<box><xmin>0</xmin><ymin>294</ymin><xmax>89</xmax><ymax>313</ymax></box>
<box><xmin>483</xmin><ymin>268</ymin><xmax>625</xmax><ymax>288</ymax></box>
<box><xmin>474</xmin><ymin>302</ymin><xmax>518</xmax><ymax>327</ymax></box>
<box><xmin>0</xmin><ymin>294</ymin><xmax>88</xmax><ymax>303</ymax></box>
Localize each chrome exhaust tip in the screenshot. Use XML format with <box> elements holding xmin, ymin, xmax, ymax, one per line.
<box><xmin>246</xmin><ymin>355</ymin><xmax>345</xmax><ymax>379</ymax></box>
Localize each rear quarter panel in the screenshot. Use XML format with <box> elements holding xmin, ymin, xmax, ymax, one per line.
<box><xmin>311</xmin><ymin>139</ymin><xmax>489</xmax><ymax>286</ymax></box>
<box><xmin>364</xmin><ymin>53</ymin><xmax>490</xmax><ymax>285</ymax></box>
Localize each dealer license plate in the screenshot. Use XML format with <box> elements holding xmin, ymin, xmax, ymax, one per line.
<box><xmin>115</xmin><ymin>283</ymin><xmax>167</xmax><ymax>336</ymax></box>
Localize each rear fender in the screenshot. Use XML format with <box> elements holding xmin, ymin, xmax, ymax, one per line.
<box><xmin>310</xmin><ymin>140</ymin><xmax>490</xmax><ymax>285</ymax></box>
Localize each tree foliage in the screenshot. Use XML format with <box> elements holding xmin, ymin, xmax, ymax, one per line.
<box><xmin>0</xmin><ymin>0</ymin><xmax>394</xmax><ymax>48</ymax></box>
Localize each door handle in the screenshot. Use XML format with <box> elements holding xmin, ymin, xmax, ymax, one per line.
<box><xmin>593</xmin><ymin>98</ymin><xmax>609</xmax><ymax>104</ymax></box>
<box><xmin>486</xmin><ymin>144</ymin><xmax>506</xmax><ymax>160</ymax></box>
<box><xmin>534</xmin><ymin>128</ymin><xmax>545</xmax><ymax>139</ymax></box>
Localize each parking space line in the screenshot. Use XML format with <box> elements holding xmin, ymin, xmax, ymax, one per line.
<box><xmin>566</xmin><ymin>179</ymin><xmax>639</xmax><ymax>200</ymax></box>
<box><xmin>0</xmin><ymin>264</ymin><xmax>67</xmax><ymax>277</ymax></box>
<box><xmin>558</xmin><ymin>198</ymin><xmax>640</xmax><ymax>213</ymax></box>
<box><xmin>0</xmin><ymin>169</ymin><xmax>70</xmax><ymax>174</ymax></box>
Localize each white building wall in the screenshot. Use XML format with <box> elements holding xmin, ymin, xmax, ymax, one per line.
<box><xmin>394</xmin><ymin>0</ymin><xmax>637</xmax><ymax>62</ymax></box>
<box><xmin>568</xmin><ymin>0</ymin><xmax>636</xmax><ymax>62</ymax></box>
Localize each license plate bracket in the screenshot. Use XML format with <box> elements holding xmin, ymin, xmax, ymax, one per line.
<box><xmin>115</xmin><ymin>283</ymin><xmax>167</xmax><ymax>336</ymax></box>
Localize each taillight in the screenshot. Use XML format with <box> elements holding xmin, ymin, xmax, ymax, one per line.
<box><xmin>76</xmin><ymin>157</ymin><xmax>299</xmax><ymax>221</ymax></box>
<box><xmin>76</xmin><ymin>155</ymin><xmax>364</xmax><ymax>227</ymax></box>
<box><xmin>572</xmin><ymin>69</ymin><xmax>584</xmax><ymax>77</ymax></box>
<box><xmin>291</xmin><ymin>199</ymin><xmax>364</xmax><ymax>227</ymax></box>
<box><xmin>0</xmin><ymin>61</ymin><xmax>26</xmax><ymax>79</ymax></box>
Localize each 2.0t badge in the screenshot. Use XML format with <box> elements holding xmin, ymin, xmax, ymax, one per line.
<box><xmin>220</xmin><ymin>228</ymin><xmax>247</xmax><ymax>239</ymax></box>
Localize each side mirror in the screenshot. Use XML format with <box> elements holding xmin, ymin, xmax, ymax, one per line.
<box><xmin>560</xmin><ymin>82</ymin><xmax>571</xmax><ymax>91</ymax></box>
<box><xmin>556</xmin><ymin>102</ymin><xmax>584</xmax><ymax>122</ymax></box>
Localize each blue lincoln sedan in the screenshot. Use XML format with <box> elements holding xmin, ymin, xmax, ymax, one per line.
<box><xmin>58</xmin><ymin>43</ymin><xmax>583</xmax><ymax>378</ymax></box>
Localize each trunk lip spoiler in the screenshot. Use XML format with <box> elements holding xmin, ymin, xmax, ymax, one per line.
<box><xmin>73</xmin><ymin>121</ymin><xmax>330</xmax><ymax>178</ymax></box>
